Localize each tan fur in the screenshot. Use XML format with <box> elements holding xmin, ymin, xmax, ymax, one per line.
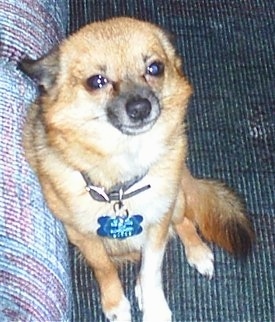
<box><xmin>21</xmin><ymin>17</ymin><xmax>254</xmax><ymax>321</ymax></box>
<box><xmin>179</xmin><ymin>168</ymin><xmax>254</xmax><ymax>255</ymax></box>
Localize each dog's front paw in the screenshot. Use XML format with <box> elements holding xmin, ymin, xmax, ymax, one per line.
<box><xmin>135</xmin><ymin>284</ymin><xmax>172</xmax><ymax>322</ymax></box>
<box><xmin>142</xmin><ymin>302</ymin><xmax>172</xmax><ymax>322</ymax></box>
<box><xmin>185</xmin><ymin>243</ymin><xmax>214</xmax><ymax>278</ymax></box>
<box><xmin>105</xmin><ymin>295</ymin><xmax>131</xmax><ymax>322</ymax></box>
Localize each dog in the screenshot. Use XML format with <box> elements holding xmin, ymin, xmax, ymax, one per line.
<box><xmin>21</xmin><ymin>17</ymin><xmax>254</xmax><ymax>322</ymax></box>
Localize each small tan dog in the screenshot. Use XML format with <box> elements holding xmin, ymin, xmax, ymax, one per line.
<box><xmin>21</xmin><ymin>17</ymin><xmax>254</xmax><ymax>322</ymax></box>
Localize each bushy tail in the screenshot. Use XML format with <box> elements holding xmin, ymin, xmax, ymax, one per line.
<box><xmin>182</xmin><ymin>172</ymin><xmax>254</xmax><ymax>256</ymax></box>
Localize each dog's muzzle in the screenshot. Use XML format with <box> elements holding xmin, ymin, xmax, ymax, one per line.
<box><xmin>107</xmin><ymin>85</ymin><xmax>161</xmax><ymax>135</ymax></box>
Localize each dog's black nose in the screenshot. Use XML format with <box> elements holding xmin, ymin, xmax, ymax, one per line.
<box><xmin>126</xmin><ymin>98</ymin><xmax>152</xmax><ymax>121</ymax></box>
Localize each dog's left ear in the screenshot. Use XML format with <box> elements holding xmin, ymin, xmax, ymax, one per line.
<box><xmin>19</xmin><ymin>47</ymin><xmax>60</xmax><ymax>92</ymax></box>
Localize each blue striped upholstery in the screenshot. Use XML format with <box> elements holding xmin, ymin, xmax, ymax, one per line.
<box><xmin>0</xmin><ymin>1</ymin><xmax>71</xmax><ymax>321</ymax></box>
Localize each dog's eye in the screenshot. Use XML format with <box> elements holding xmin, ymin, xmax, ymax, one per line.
<box><xmin>86</xmin><ymin>75</ymin><xmax>108</xmax><ymax>90</ymax></box>
<box><xmin>146</xmin><ymin>61</ymin><xmax>164</xmax><ymax>77</ymax></box>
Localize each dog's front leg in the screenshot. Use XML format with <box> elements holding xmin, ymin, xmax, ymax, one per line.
<box><xmin>65</xmin><ymin>225</ymin><xmax>131</xmax><ymax>322</ymax></box>
<box><xmin>135</xmin><ymin>215</ymin><xmax>172</xmax><ymax>322</ymax></box>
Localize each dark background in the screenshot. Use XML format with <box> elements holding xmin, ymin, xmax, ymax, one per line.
<box><xmin>68</xmin><ymin>1</ymin><xmax>275</xmax><ymax>321</ymax></box>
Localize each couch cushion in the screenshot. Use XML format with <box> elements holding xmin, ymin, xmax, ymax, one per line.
<box><xmin>0</xmin><ymin>0</ymin><xmax>68</xmax><ymax>62</ymax></box>
<box><xmin>68</xmin><ymin>1</ymin><xmax>275</xmax><ymax>322</ymax></box>
<box><xmin>0</xmin><ymin>57</ymin><xmax>71</xmax><ymax>322</ymax></box>
<box><xmin>0</xmin><ymin>1</ymin><xmax>71</xmax><ymax>321</ymax></box>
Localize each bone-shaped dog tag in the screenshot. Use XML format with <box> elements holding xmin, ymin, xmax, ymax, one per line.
<box><xmin>97</xmin><ymin>214</ymin><xmax>143</xmax><ymax>240</ymax></box>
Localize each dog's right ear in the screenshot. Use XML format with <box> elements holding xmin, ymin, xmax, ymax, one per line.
<box><xmin>19</xmin><ymin>48</ymin><xmax>60</xmax><ymax>92</ymax></box>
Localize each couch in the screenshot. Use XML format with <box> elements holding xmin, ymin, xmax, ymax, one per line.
<box><xmin>0</xmin><ymin>1</ymin><xmax>274</xmax><ymax>321</ymax></box>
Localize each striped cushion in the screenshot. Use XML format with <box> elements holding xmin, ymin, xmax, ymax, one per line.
<box><xmin>0</xmin><ymin>1</ymin><xmax>71</xmax><ymax>321</ymax></box>
<box><xmin>0</xmin><ymin>0</ymin><xmax>68</xmax><ymax>61</ymax></box>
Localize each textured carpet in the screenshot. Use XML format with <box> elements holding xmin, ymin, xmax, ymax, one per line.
<box><xmin>68</xmin><ymin>1</ymin><xmax>275</xmax><ymax>321</ymax></box>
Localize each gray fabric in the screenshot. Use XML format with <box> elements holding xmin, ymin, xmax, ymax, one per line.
<box><xmin>68</xmin><ymin>1</ymin><xmax>275</xmax><ymax>321</ymax></box>
<box><xmin>0</xmin><ymin>1</ymin><xmax>71</xmax><ymax>321</ymax></box>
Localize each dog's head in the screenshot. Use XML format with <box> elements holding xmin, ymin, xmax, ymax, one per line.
<box><xmin>21</xmin><ymin>17</ymin><xmax>192</xmax><ymax>165</ymax></box>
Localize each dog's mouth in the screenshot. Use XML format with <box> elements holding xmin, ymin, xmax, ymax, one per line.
<box><xmin>107</xmin><ymin>87</ymin><xmax>161</xmax><ymax>136</ymax></box>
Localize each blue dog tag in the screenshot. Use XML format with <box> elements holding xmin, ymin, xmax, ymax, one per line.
<box><xmin>97</xmin><ymin>215</ymin><xmax>143</xmax><ymax>240</ymax></box>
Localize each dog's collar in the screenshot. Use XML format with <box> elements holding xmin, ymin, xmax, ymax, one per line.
<box><xmin>81</xmin><ymin>171</ymin><xmax>151</xmax><ymax>202</ymax></box>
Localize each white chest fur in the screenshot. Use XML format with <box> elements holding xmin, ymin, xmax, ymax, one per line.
<box><xmin>68</xmin><ymin>172</ymin><xmax>176</xmax><ymax>255</ymax></box>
